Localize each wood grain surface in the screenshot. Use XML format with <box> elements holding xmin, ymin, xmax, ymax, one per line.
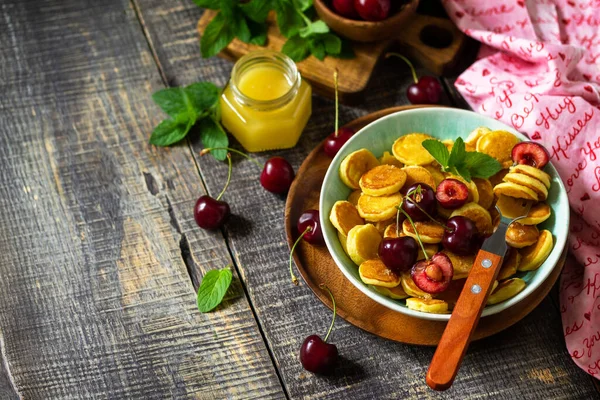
<box><xmin>133</xmin><ymin>1</ymin><xmax>600</xmax><ymax>399</ymax></box>
<box><xmin>0</xmin><ymin>0</ymin><xmax>282</xmax><ymax>398</ymax></box>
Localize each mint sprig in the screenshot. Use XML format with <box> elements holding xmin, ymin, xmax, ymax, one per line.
<box><xmin>422</xmin><ymin>137</ymin><xmax>501</xmax><ymax>182</ymax></box>
<box><xmin>197</xmin><ymin>267</ymin><xmax>233</xmax><ymax>312</ymax></box>
<box><xmin>150</xmin><ymin>82</ymin><xmax>228</xmax><ymax>160</ymax></box>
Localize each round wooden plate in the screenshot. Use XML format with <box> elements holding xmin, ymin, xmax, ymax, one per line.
<box><xmin>284</xmin><ymin>105</ymin><xmax>567</xmax><ymax>346</ymax></box>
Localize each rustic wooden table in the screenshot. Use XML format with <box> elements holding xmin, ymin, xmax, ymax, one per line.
<box><xmin>0</xmin><ymin>1</ymin><xmax>598</xmax><ymax>399</ymax></box>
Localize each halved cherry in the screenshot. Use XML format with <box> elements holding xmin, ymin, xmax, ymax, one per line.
<box><xmin>511</xmin><ymin>141</ymin><xmax>550</xmax><ymax>168</ymax></box>
<box><xmin>436</xmin><ymin>179</ymin><xmax>469</xmax><ymax>209</ymax></box>
<box><xmin>410</xmin><ymin>252</ymin><xmax>454</xmax><ymax>294</ymax></box>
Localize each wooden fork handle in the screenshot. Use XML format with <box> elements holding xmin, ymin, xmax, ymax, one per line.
<box><xmin>426</xmin><ymin>250</ymin><xmax>504</xmax><ymax>391</ymax></box>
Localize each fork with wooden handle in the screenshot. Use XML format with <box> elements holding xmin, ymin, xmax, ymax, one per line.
<box><xmin>426</xmin><ymin>194</ymin><xmax>533</xmax><ymax>391</ymax></box>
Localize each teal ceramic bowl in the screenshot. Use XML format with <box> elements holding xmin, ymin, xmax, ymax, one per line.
<box><xmin>319</xmin><ymin>108</ymin><xmax>569</xmax><ymax>321</ymax></box>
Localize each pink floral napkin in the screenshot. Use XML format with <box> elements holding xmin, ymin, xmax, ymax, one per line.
<box><xmin>441</xmin><ymin>0</ymin><xmax>600</xmax><ymax>377</ymax></box>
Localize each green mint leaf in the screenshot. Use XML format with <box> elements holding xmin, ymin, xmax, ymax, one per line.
<box><xmin>422</xmin><ymin>139</ymin><xmax>450</xmax><ymax>169</ymax></box>
<box><xmin>247</xmin><ymin>19</ymin><xmax>268</xmax><ymax>45</ymax></box>
<box><xmin>199</xmin><ymin>117</ymin><xmax>229</xmax><ymax>161</ymax></box>
<box><xmin>463</xmin><ymin>151</ymin><xmax>502</xmax><ymax>179</ymax></box>
<box><xmin>282</xmin><ymin>35</ymin><xmax>311</xmax><ymax>62</ymax></box>
<box><xmin>454</xmin><ymin>164</ymin><xmax>472</xmax><ymax>182</ymax></box>
<box><xmin>448</xmin><ymin>137</ymin><xmax>466</xmax><ymax>167</ymax></box>
<box><xmin>184</xmin><ymin>82</ymin><xmax>220</xmax><ymax>113</ymax></box>
<box><xmin>308</xmin><ymin>37</ymin><xmax>326</xmax><ymax>60</ymax></box>
<box><xmin>274</xmin><ymin>0</ymin><xmax>305</xmax><ymax>38</ymax></box>
<box><xmin>240</xmin><ymin>0</ymin><xmax>273</xmax><ymax>22</ymax></box>
<box><xmin>234</xmin><ymin>14</ymin><xmax>252</xmax><ymax>43</ymax></box>
<box><xmin>333</xmin><ymin>38</ymin><xmax>355</xmax><ymax>59</ymax></box>
<box><xmin>321</xmin><ymin>33</ymin><xmax>341</xmax><ymax>55</ymax></box>
<box><xmin>149</xmin><ymin>117</ymin><xmax>193</xmax><ymax>147</ymax></box>
<box><xmin>200</xmin><ymin>13</ymin><xmax>236</xmax><ymax>58</ymax></box>
<box><xmin>299</xmin><ymin>20</ymin><xmax>329</xmax><ymax>38</ymax></box>
<box><xmin>293</xmin><ymin>0</ymin><xmax>313</xmax><ymax>11</ymax></box>
<box><xmin>152</xmin><ymin>88</ymin><xmax>188</xmax><ymax>118</ymax></box>
<box><xmin>192</xmin><ymin>0</ymin><xmax>221</xmax><ymax>9</ymax></box>
<box><xmin>197</xmin><ymin>268</ymin><xmax>233</xmax><ymax>313</ymax></box>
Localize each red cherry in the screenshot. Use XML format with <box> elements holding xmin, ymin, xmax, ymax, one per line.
<box><xmin>418</xmin><ymin>76</ymin><xmax>443</xmax><ymax>104</ymax></box>
<box><xmin>378</xmin><ymin>237</ymin><xmax>418</xmax><ymax>273</ymax></box>
<box><xmin>297</xmin><ymin>210</ymin><xmax>324</xmax><ymax>245</ymax></box>
<box><xmin>410</xmin><ymin>252</ymin><xmax>454</xmax><ymax>294</ymax></box>
<box><xmin>332</xmin><ymin>0</ymin><xmax>359</xmax><ymax>19</ymax></box>
<box><xmin>324</xmin><ymin>127</ymin><xmax>355</xmax><ymax>158</ymax></box>
<box><xmin>511</xmin><ymin>141</ymin><xmax>550</xmax><ymax>168</ymax></box>
<box><xmin>436</xmin><ymin>179</ymin><xmax>469</xmax><ymax>209</ymax></box>
<box><xmin>442</xmin><ymin>216</ymin><xmax>478</xmax><ymax>255</ymax></box>
<box><xmin>300</xmin><ymin>335</ymin><xmax>339</xmax><ymax>374</ymax></box>
<box><xmin>194</xmin><ymin>195</ymin><xmax>230</xmax><ymax>230</ymax></box>
<box><xmin>354</xmin><ymin>0</ymin><xmax>391</xmax><ymax>21</ymax></box>
<box><xmin>260</xmin><ymin>157</ymin><xmax>295</xmax><ymax>194</ymax></box>
<box><xmin>402</xmin><ymin>183</ymin><xmax>437</xmax><ymax>221</ymax></box>
<box><xmin>407</xmin><ymin>83</ymin><xmax>429</xmax><ymax>104</ymax></box>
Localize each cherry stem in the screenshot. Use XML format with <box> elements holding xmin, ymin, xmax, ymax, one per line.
<box><xmin>386</xmin><ymin>53</ymin><xmax>418</xmax><ymax>84</ymax></box>
<box><xmin>289</xmin><ymin>226</ymin><xmax>311</xmax><ymax>285</ymax></box>
<box><xmin>320</xmin><ymin>283</ymin><xmax>336</xmax><ymax>343</ymax></box>
<box><xmin>405</xmin><ymin>196</ymin><xmax>451</xmax><ymax>232</ymax></box>
<box><xmin>334</xmin><ymin>68</ymin><xmax>339</xmax><ymax>138</ymax></box>
<box><xmin>216</xmin><ymin>153</ymin><xmax>232</xmax><ymax>201</ymax></box>
<box><xmin>202</xmin><ymin>147</ymin><xmax>263</xmax><ymax>169</ymax></box>
<box><xmin>398</xmin><ymin>200</ymin><xmax>430</xmax><ymax>261</ymax></box>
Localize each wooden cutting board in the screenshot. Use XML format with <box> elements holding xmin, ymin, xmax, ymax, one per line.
<box><xmin>197</xmin><ymin>11</ymin><xmax>466</xmax><ymax>104</ymax></box>
<box><xmin>284</xmin><ymin>105</ymin><xmax>566</xmax><ymax>346</ymax></box>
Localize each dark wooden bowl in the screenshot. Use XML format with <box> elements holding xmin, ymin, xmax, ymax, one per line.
<box><xmin>314</xmin><ymin>0</ymin><xmax>420</xmax><ymax>42</ymax></box>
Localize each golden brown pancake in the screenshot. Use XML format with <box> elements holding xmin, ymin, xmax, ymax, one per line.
<box><xmin>359</xmin><ymin>164</ymin><xmax>406</xmax><ymax>196</ymax></box>
<box><xmin>506</xmin><ymin>222</ymin><xmax>539</xmax><ymax>248</ymax></box>
<box><xmin>359</xmin><ymin>259</ymin><xmax>401</xmax><ymax>288</ymax></box>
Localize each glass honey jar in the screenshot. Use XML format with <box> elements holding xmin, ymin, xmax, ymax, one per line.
<box><xmin>219</xmin><ymin>50</ymin><xmax>312</xmax><ymax>152</ymax></box>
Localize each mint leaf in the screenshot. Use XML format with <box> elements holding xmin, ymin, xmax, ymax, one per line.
<box><xmin>422</xmin><ymin>139</ymin><xmax>450</xmax><ymax>169</ymax></box>
<box><xmin>199</xmin><ymin>117</ymin><xmax>228</xmax><ymax>161</ymax></box>
<box><xmin>274</xmin><ymin>0</ymin><xmax>305</xmax><ymax>38</ymax></box>
<box><xmin>185</xmin><ymin>82</ymin><xmax>220</xmax><ymax>113</ymax></box>
<box><xmin>299</xmin><ymin>20</ymin><xmax>329</xmax><ymax>38</ymax></box>
<box><xmin>247</xmin><ymin>19</ymin><xmax>268</xmax><ymax>45</ymax></box>
<box><xmin>448</xmin><ymin>137</ymin><xmax>466</xmax><ymax>167</ymax></box>
<box><xmin>308</xmin><ymin>37</ymin><xmax>326</xmax><ymax>60</ymax></box>
<box><xmin>193</xmin><ymin>0</ymin><xmax>221</xmax><ymax>9</ymax></box>
<box><xmin>463</xmin><ymin>152</ymin><xmax>502</xmax><ymax>179</ymax></box>
<box><xmin>200</xmin><ymin>13</ymin><xmax>236</xmax><ymax>58</ymax></box>
<box><xmin>321</xmin><ymin>33</ymin><xmax>341</xmax><ymax>55</ymax></box>
<box><xmin>234</xmin><ymin>14</ymin><xmax>252</xmax><ymax>43</ymax></box>
<box><xmin>454</xmin><ymin>164</ymin><xmax>472</xmax><ymax>182</ymax></box>
<box><xmin>282</xmin><ymin>35</ymin><xmax>311</xmax><ymax>61</ymax></box>
<box><xmin>149</xmin><ymin>117</ymin><xmax>193</xmax><ymax>147</ymax></box>
<box><xmin>197</xmin><ymin>268</ymin><xmax>233</xmax><ymax>313</ymax></box>
<box><xmin>240</xmin><ymin>0</ymin><xmax>273</xmax><ymax>22</ymax></box>
<box><xmin>152</xmin><ymin>88</ymin><xmax>188</xmax><ymax>118</ymax></box>
<box><xmin>334</xmin><ymin>38</ymin><xmax>355</xmax><ymax>59</ymax></box>
<box><xmin>293</xmin><ymin>0</ymin><xmax>313</xmax><ymax>11</ymax></box>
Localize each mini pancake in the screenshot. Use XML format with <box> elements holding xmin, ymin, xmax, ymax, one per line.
<box><xmin>473</xmin><ymin>178</ymin><xmax>494</xmax><ymax>210</ymax></box>
<box><xmin>423</xmin><ymin>165</ymin><xmax>446</xmax><ymax>187</ymax></box>
<box><xmin>518</xmin><ymin>229</ymin><xmax>553</xmax><ymax>271</ymax></box>
<box><xmin>383</xmin><ymin>222</ymin><xmax>401</xmax><ymax>238</ymax></box>
<box><xmin>401</xmin><ymin>166</ymin><xmax>436</xmax><ymax>193</ymax></box>
<box><xmin>392</xmin><ymin>133</ymin><xmax>436</xmax><ymax>166</ymax></box>
<box><xmin>379</xmin><ymin>151</ymin><xmax>403</xmax><ymax>168</ymax></box>
<box><xmin>506</xmin><ymin>222</ymin><xmax>539</xmax><ymax>248</ymax></box>
<box><xmin>359</xmin><ymin>259</ymin><xmax>401</xmax><ymax>288</ymax></box>
<box><xmin>436</xmin><ymin>203</ymin><xmax>454</xmax><ymax>219</ymax></box>
<box><xmin>489</xmin><ymin>169</ymin><xmax>509</xmax><ymax>187</ymax></box>
<box><xmin>487</xmin><ymin>278</ymin><xmax>526</xmax><ymax>305</ymax></box>
<box><xmin>346</xmin><ymin>224</ymin><xmax>382</xmax><ymax>265</ymax></box>
<box><xmin>405</xmin><ymin>298</ymin><xmax>448</xmax><ymax>314</ymax></box>
<box><xmin>359</xmin><ymin>165</ymin><xmax>407</xmax><ymax>196</ymax></box>
<box><xmin>519</xmin><ymin>202</ymin><xmax>551</xmax><ymax>225</ymax></box>
<box><xmin>339</xmin><ymin>148</ymin><xmax>380</xmax><ymax>189</ymax></box>
<box><xmin>373</xmin><ymin>284</ymin><xmax>408</xmax><ymax>299</ymax></box>
<box><xmin>374</xmin><ymin>218</ymin><xmax>395</xmax><ymax>235</ymax></box>
<box><xmin>329</xmin><ymin>200</ymin><xmax>365</xmax><ymax>236</ymax></box>
<box><xmin>347</xmin><ymin>189</ymin><xmax>362</xmax><ymax>207</ymax></box>
<box><xmin>401</xmin><ymin>272</ymin><xmax>433</xmax><ymax>299</ymax></box>
<box><xmin>497</xmin><ymin>248</ymin><xmax>521</xmax><ymax>280</ymax></box>
<box><xmin>510</xmin><ymin>164</ymin><xmax>551</xmax><ymax>189</ymax></box>
<box><xmin>493</xmin><ymin>182</ymin><xmax>539</xmax><ymax>201</ymax></box>
<box><xmin>476</xmin><ymin>130</ymin><xmax>520</xmax><ymax>168</ymax></box>
<box><xmin>441</xmin><ymin>250</ymin><xmax>475</xmax><ymax>280</ymax></box>
<box><xmin>503</xmin><ymin>172</ymin><xmax>548</xmax><ymax>200</ymax></box>
<box><xmin>338</xmin><ymin>231</ymin><xmax>349</xmax><ymax>255</ymax></box>
<box><xmin>465</xmin><ymin>126</ymin><xmax>491</xmax><ymax>147</ymax></box>
<box><xmin>444</xmin><ymin>139</ymin><xmax>476</xmax><ymax>153</ymax></box>
<box><xmin>450</xmin><ymin>202</ymin><xmax>493</xmax><ymax>236</ymax></box>
<box><xmin>402</xmin><ymin>219</ymin><xmax>445</xmax><ymax>244</ymax></box>
<box><xmin>445</xmin><ymin>173</ymin><xmax>480</xmax><ymax>204</ymax></box>
<box><xmin>357</xmin><ymin>192</ymin><xmax>402</xmax><ymax>221</ymax></box>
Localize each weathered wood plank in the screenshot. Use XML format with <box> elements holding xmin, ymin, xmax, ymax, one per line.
<box><xmin>0</xmin><ymin>0</ymin><xmax>284</xmax><ymax>398</ymax></box>
<box><xmin>133</xmin><ymin>0</ymin><xmax>599</xmax><ymax>398</ymax></box>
